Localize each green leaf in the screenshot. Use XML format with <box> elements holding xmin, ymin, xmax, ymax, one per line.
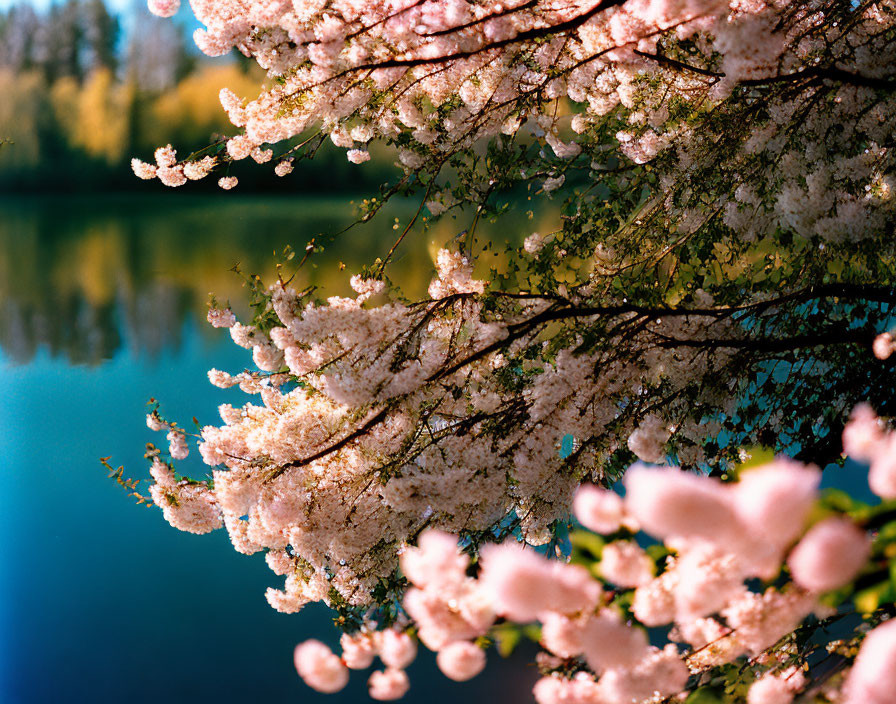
<box><xmin>820</xmin><ymin>488</ymin><xmax>866</xmax><ymax>514</ymax></box>
<box><xmin>854</xmin><ymin>581</ymin><xmax>891</xmax><ymax>614</ymax></box>
<box><xmin>685</xmin><ymin>687</ymin><xmax>724</xmax><ymax>704</ymax></box>
<box><xmin>522</xmin><ymin>624</ymin><xmax>542</xmax><ymax>643</ymax></box>
<box><xmin>569</xmin><ymin>530</ymin><xmax>605</xmax><ymax>558</ymax></box>
<box><xmin>491</xmin><ymin>624</ymin><xmax>522</xmax><ymax>658</ymax></box>
<box><xmin>736</xmin><ymin>446</ymin><xmax>776</xmax><ymax>475</ymax></box>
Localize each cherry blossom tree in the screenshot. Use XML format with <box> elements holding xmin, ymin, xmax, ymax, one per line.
<box><xmin>113</xmin><ymin>1</ymin><xmax>896</xmax><ymax>702</ymax></box>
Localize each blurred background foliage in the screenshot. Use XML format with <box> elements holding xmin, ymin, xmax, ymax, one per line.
<box><xmin>0</xmin><ymin>0</ymin><xmax>397</xmax><ymax>192</ymax></box>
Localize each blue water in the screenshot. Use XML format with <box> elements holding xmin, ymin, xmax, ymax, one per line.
<box><xmin>0</xmin><ymin>196</ymin><xmax>537</xmax><ymax>704</ymax></box>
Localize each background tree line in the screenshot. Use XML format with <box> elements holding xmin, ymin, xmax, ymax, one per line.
<box><xmin>0</xmin><ymin>0</ymin><xmax>392</xmax><ymax>192</ymax></box>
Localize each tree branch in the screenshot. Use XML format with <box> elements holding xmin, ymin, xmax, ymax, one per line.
<box><xmin>347</xmin><ymin>0</ymin><xmax>628</xmax><ymax>71</ymax></box>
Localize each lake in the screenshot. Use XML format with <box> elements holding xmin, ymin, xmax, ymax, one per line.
<box><xmin>0</xmin><ymin>194</ymin><xmax>540</xmax><ymax>704</ymax></box>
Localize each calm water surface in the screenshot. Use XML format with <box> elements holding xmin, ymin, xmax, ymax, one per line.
<box><xmin>0</xmin><ymin>194</ymin><xmax>539</xmax><ymax>704</ymax></box>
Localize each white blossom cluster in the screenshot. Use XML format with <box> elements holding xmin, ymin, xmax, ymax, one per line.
<box><xmin>842</xmin><ymin>403</ymin><xmax>896</xmax><ymax>499</ymax></box>
<box><xmin>134</xmin><ymin>1</ymin><xmax>895</xmax><ymax>249</ymax></box>
<box><xmin>143</xmin><ymin>249</ymin><xmax>770</xmax><ymax>610</ymax></box>
<box><xmin>142</xmin><ymin>0</ymin><xmax>735</xmax><ymax>169</ymax></box>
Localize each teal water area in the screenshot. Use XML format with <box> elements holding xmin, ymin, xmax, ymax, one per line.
<box><xmin>0</xmin><ymin>194</ymin><xmax>538</xmax><ymax>704</ymax></box>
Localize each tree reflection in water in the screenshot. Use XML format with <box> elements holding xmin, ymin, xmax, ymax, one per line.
<box><xmin>0</xmin><ymin>194</ymin><xmax>536</xmax><ymax>364</ymax></box>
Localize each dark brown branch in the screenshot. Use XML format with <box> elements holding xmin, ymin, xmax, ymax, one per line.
<box><xmin>651</xmin><ymin>327</ymin><xmax>875</xmax><ymax>352</ymax></box>
<box><xmin>633</xmin><ymin>49</ymin><xmax>723</xmax><ymax>78</ymax></box>
<box><xmin>345</xmin><ymin>0</ymin><xmax>427</xmax><ymax>40</ymax></box>
<box><xmin>376</xmin><ymin>170</ymin><xmax>440</xmax><ymax>276</ymax></box>
<box><xmin>740</xmin><ymin>65</ymin><xmax>896</xmax><ymax>91</ymax></box>
<box><xmin>265</xmin><ymin>282</ymin><xmax>893</xmax><ymax>476</ymax></box>
<box><xmin>348</xmin><ymin>0</ymin><xmax>629</xmax><ymax>71</ymax></box>
<box><xmin>265</xmin><ymin>404</ymin><xmax>392</xmax><ymax>481</ymax></box>
<box><xmin>634</xmin><ymin>49</ymin><xmax>895</xmax><ymax>91</ymax></box>
<box><xmin>430</xmin><ymin>283</ymin><xmax>895</xmax><ymax>381</ymax></box>
<box><xmin>422</xmin><ymin>0</ymin><xmax>540</xmax><ymax>37</ymax></box>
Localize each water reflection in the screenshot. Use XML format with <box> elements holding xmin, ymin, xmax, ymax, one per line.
<box><xmin>1</xmin><ymin>194</ymin><xmax>540</xmax><ymax>364</ymax></box>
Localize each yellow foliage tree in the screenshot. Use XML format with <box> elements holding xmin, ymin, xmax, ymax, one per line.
<box><xmin>72</xmin><ymin>68</ymin><xmax>132</xmax><ymax>164</ymax></box>
<box><xmin>148</xmin><ymin>65</ymin><xmax>262</xmax><ymax>148</ymax></box>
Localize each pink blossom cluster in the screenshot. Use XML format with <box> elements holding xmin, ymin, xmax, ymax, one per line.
<box><xmin>148</xmin><ymin>0</ymin><xmax>179</xmax><ymax>19</ymax></box>
<box><xmin>746</xmin><ymin>667</ymin><xmax>805</xmax><ymax>704</ymax></box>
<box><xmin>288</xmin><ymin>449</ymin><xmax>883</xmax><ymax>702</ymax></box>
<box><xmin>873</xmin><ymin>331</ymin><xmax>895</xmax><ymax>360</ymax></box>
<box><xmin>294</xmin><ymin>630</ymin><xmax>417</xmax><ymax>699</ymax></box>
<box><xmin>842</xmin><ymin>404</ymin><xmax>896</xmax><ymax>499</ymax></box>
<box><xmin>147</xmin><ymin>457</ymin><xmax>221</xmax><ymax>534</ymax></box>
<box><xmin>293</xmin><ymin>532</ymin><xmax>491</xmax><ymax>698</ymax></box>
<box><xmin>842</xmin><ymin>617</ymin><xmax>896</xmax><ymax>704</ymax></box>
<box><xmin>132</xmin><ymin>144</ymin><xmax>216</xmax><ymax>187</ymax></box>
